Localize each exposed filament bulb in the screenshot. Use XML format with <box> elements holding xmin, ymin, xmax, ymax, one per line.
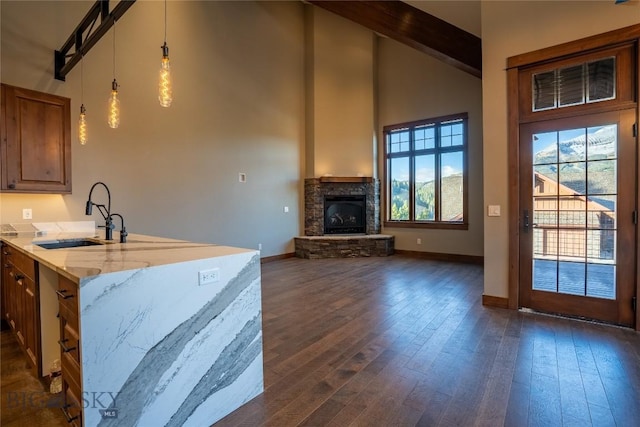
<box><xmin>107</xmin><ymin>79</ymin><xmax>120</xmax><ymax>129</ymax></box>
<box><xmin>79</xmin><ymin>104</ymin><xmax>88</xmax><ymax>145</ymax></box>
<box><xmin>159</xmin><ymin>43</ymin><xmax>173</xmax><ymax>108</ymax></box>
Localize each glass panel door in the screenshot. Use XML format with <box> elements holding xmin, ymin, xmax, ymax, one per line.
<box><xmin>532</xmin><ymin>125</ymin><xmax>617</xmax><ymax>298</ymax></box>
<box><xmin>519</xmin><ymin>110</ymin><xmax>635</xmax><ymax>326</ymax></box>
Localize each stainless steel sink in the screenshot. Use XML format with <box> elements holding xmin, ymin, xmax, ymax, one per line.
<box><xmin>35</xmin><ymin>239</ymin><xmax>105</xmax><ymax>250</ymax></box>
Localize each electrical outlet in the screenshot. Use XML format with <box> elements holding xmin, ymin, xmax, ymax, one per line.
<box><xmin>258</xmin><ymin>243</ymin><xmax>262</xmax><ymax>251</ymax></box>
<box><xmin>198</xmin><ymin>268</ymin><xmax>220</xmax><ymax>285</ymax></box>
<box><xmin>417</xmin><ymin>238</ymin><xmax>422</xmax><ymax>245</ymax></box>
<box><xmin>283</xmin><ymin>206</ymin><xmax>289</xmax><ymax>213</ymax></box>
<box><xmin>22</xmin><ymin>208</ymin><xmax>32</xmax><ymax>220</ymax></box>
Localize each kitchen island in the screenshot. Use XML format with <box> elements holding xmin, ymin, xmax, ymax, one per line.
<box><xmin>1</xmin><ymin>231</ymin><xmax>263</xmax><ymax>427</ymax></box>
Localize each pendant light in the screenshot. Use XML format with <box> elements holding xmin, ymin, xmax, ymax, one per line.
<box><xmin>78</xmin><ymin>55</ymin><xmax>88</xmax><ymax>145</ymax></box>
<box><xmin>108</xmin><ymin>20</ymin><xmax>120</xmax><ymax>128</ymax></box>
<box><xmin>159</xmin><ymin>0</ymin><xmax>173</xmax><ymax>107</ymax></box>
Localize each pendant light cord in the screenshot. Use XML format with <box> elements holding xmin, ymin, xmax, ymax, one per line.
<box><xmin>164</xmin><ymin>0</ymin><xmax>167</xmax><ymax>43</ymax></box>
<box><xmin>113</xmin><ymin>20</ymin><xmax>116</xmax><ymax>80</ymax></box>
<box><xmin>80</xmin><ymin>54</ymin><xmax>84</xmax><ymax>103</ymax></box>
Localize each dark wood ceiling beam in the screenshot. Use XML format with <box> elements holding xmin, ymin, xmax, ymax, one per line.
<box><xmin>308</xmin><ymin>0</ymin><xmax>482</xmax><ymax>78</ymax></box>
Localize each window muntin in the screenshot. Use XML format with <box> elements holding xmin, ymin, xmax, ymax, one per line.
<box><xmin>384</xmin><ymin>114</ymin><xmax>467</xmax><ymax>226</ymax></box>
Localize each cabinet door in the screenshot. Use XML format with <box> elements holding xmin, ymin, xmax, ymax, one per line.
<box><xmin>13</xmin><ymin>272</ymin><xmax>25</xmax><ymax>345</ymax></box>
<box><xmin>4</xmin><ymin>266</ymin><xmax>16</xmax><ymax>328</ymax></box>
<box><xmin>1</xmin><ymin>84</ymin><xmax>71</xmax><ymax>193</ymax></box>
<box><xmin>23</xmin><ymin>276</ymin><xmax>39</xmax><ymax>368</ymax></box>
<box><xmin>1</xmin><ymin>245</ymin><xmax>9</xmax><ymax>320</ymax></box>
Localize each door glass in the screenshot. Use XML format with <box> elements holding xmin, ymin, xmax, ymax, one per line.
<box><xmin>531</xmin><ymin>124</ymin><xmax>617</xmax><ymax>300</ymax></box>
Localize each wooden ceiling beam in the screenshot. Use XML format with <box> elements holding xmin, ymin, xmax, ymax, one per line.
<box><xmin>308</xmin><ymin>0</ymin><xmax>482</xmax><ymax>78</ymax></box>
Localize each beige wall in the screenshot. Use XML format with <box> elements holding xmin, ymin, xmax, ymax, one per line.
<box><xmin>377</xmin><ymin>38</ymin><xmax>484</xmax><ymax>256</ymax></box>
<box><xmin>305</xmin><ymin>7</ymin><xmax>376</xmax><ymax>178</ymax></box>
<box><xmin>481</xmin><ymin>0</ymin><xmax>640</xmax><ymax>297</ymax></box>
<box><xmin>1</xmin><ymin>1</ymin><xmax>305</xmax><ymax>256</ymax></box>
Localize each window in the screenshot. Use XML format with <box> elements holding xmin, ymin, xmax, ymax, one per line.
<box><xmin>384</xmin><ymin>113</ymin><xmax>468</xmax><ymax>229</ymax></box>
<box><xmin>532</xmin><ymin>57</ymin><xmax>616</xmax><ymax>112</ymax></box>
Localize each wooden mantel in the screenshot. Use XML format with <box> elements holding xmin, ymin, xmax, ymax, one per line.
<box><xmin>318</xmin><ymin>176</ymin><xmax>375</xmax><ymax>183</ymax></box>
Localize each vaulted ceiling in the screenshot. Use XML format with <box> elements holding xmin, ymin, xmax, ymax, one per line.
<box><xmin>309</xmin><ymin>0</ymin><xmax>482</xmax><ymax>78</ymax></box>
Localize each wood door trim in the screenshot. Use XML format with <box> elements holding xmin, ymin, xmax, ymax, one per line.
<box><xmin>507</xmin><ymin>67</ymin><xmax>520</xmax><ymax>310</ymax></box>
<box><xmin>636</xmin><ymin>41</ymin><xmax>640</xmax><ymax>331</ymax></box>
<box><xmin>507</xmin><ymin>24</ymin><xmax>640</xmax><ymax>69</ymax></box>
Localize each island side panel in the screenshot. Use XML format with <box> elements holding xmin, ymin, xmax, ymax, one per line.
<box><xmin>78</xmin><ymin>251</ymin><xmax>263</xmax><ymax>427</ymax></box>
<box><xmin>38</xmin><ymin>263</ymin><xmax>62</xmax><ymax>378</ymax></box>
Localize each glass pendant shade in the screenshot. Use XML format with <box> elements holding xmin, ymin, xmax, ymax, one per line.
<box><xmin>108</xmin><ymin>79</ymin><xmax>120</xmax><ymax>129</ymax></box>
<box><xmin>159</xmin><ymin>43</ymin><xmax>173</xmax><ymax>107</ymax></box>
<box><xmin>79</xmin><ymin>104</ymin><xmax>88</xmax><ymax>145</ymax></box>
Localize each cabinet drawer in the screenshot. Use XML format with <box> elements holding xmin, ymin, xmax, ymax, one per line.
<box><xmin>61</xmin><ymin>351</ymin><xmax>81</xmax><ymax>396</ymax></box>
<box><xmin>59</xmin><ymin>309</ymin><xmax>80</xmax><ymax>365</ymax></box>
<box><xmin>57</xmin><ymin>275</ymin><xmax>78</xmax><ymax>312</ymax></box>
<box><xmin>59</xmin><ymin>302</ymin><xmax>79</xmax><ymax>334</ymax></box>
<box><xmin>9</xmin><ymin>249</ymin><xmax>36</xmax><ymax>281</ymax></box>
<box><xmin>62</xmin><ymin>379</ymin><xmax>83</xmax><ymax>427</ymax></box>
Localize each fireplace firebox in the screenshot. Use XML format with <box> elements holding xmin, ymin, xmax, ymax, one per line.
<box><xmin>324</xmin><ymin>195</ymin><xmax>366</xmax><ymax>234</ymax></box>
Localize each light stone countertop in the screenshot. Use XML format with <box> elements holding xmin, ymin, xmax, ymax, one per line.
<box><xmin>1</xmin><ymin>231</ymin><xmax>253</xmax><ymax>284</ymax></box>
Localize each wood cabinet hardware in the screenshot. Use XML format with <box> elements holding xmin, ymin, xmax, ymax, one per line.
<box><xmin>61</xmin><ymin>404</ymin><xmax>79</xmax><ymax>423</ymax></box>
<box><xmin>58</xmin><ymin>339</ymin><xmax>76</xmax><ymax>353</ymax></box>
<box><xmin>56</xmin><ymin>289</ymin><xmax>74</xmax><ymax>299</ymax></box>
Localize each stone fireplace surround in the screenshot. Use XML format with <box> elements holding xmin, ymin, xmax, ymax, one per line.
<box><xmin>304</xmin><ymin>177</ymin><xmax>380</xmax><ymax>235</ymax></box>
<box><xmin>295</xmin><ymin>177</ymin><xmax>394</xmax><ymax>258</ymax></box>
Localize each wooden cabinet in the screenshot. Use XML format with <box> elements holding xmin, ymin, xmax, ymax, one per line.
<box><xmin>57</xmin><ymin>275</ymin><xmax>83</xmax><ymax>427</ymax></box>
<box><xmin>0</xmin><ymin>83</ymin><xmax>71</xmax><ymax>193</ymax></box>
<box><xmin>1</xmin><ymin>244</ymin><xmax>13</xmax><ymax>325</ymax></box>
<box><xmin>2</xmin><ymin>243</ymin><xmax>83</xmax><ymax>424</ymax></box>
<box><xmin>1</xmin><ymin>243</ymin><xmax>41</xmax><ymax>374</ymax></box>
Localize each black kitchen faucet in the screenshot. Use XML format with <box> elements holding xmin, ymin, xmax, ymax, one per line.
<box><xmin>85</xmin><ymin>181</ymin><xmax>113</xmax><ymax>240</ymax></box>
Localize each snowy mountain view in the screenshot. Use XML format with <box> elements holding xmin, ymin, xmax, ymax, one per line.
<box><xmin>534</xmin><ymin>125</ymin><xmax>617</xmax><ymax>164</ymax></box>
<box><xmin>533</xmin><ymin>125</ymin><xmax>617</xmax><ymax>208</ymax></box>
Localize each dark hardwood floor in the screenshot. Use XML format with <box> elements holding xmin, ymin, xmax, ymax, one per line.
<box><xmin>2</xmin><ymin>256</ymin><xmax>639</xmax><ymax>426</ymax></box>
<box><xmin>1</xmin><ymin>320</ymin><xmax>67</xmax><ymax>426</ymax></box>
<box><xmin>216</xmin><ymin>256</ymin><xmax>640</xmax><ymax>427</ymax></box>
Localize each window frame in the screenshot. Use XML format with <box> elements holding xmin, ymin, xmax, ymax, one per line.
<box><xmin>383</xmin><ymin>112</ymin><xmax>469</xmax><ymax>230</ymax></box>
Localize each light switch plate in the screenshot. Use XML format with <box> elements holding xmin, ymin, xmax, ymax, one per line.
<box><xmin>487</xmin><ymin>205</ymin><xmax>501</xmax><ymax>217</ymax></box>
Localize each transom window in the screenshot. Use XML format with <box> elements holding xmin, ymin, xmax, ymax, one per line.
<box><xmin>384</xmin><ymin>113</ymin><xmax>468</xmax><ymax>229</ymax></box>
<box><xmin>532</xmin><ymin>57</ymin><xmax>616</xmax><ymax>112</ymax></box>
